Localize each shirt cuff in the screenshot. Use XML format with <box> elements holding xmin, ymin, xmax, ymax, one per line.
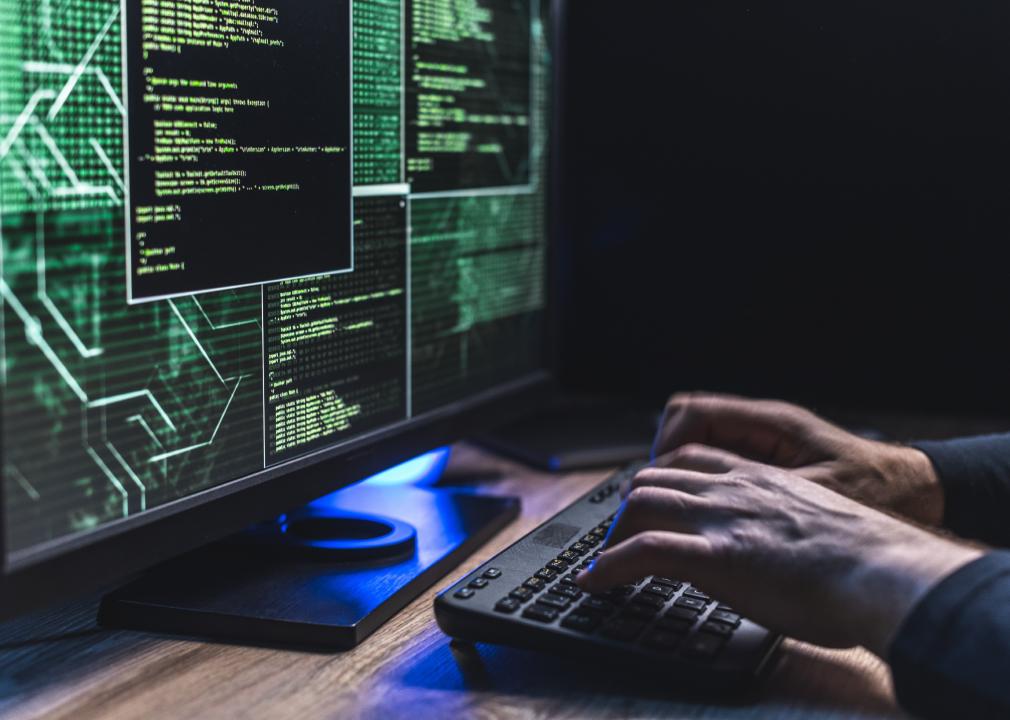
<box><xmin>912</xmin><ymin>436</ymin><xmax>1010</xmax><ymax>546</ymax></box>
<box><xmin>889</xmin><ymin>551</ymin><xmax>1010</xmax><ymax>719</ymax></box>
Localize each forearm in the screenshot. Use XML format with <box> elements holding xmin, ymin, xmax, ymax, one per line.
<box><xmin>888</xmin><ymin>551</ymin><xmax>1010</xmax><ymax>719</ymax></box>
<box><xmin>913</xmin><ymin>434</ymin><xmax>1010</xmax><ymax>547</ymax></box>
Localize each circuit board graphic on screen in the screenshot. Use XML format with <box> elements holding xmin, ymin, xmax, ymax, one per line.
<box><xmin>0</xmin><ymin>0</ymin><xmax>550</xmax><ymax>562</ymax></box>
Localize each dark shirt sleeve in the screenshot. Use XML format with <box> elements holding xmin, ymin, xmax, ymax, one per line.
<box><xmin>889</xmin><ymin>552</ymin><xmax>1010</xmax><ymax>720</ymax></box>
<box><xmin>913</xmin><ymin>434</ymin><xmax>1010</xmax><ymax>547</ymax></box>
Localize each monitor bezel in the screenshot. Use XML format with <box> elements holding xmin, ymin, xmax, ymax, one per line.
<box><xmin>0</xmin><ymin>0</ymin><xmax>567</xmax><ymax>620</ymax></box>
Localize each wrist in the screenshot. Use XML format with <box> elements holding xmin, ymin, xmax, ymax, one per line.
<box><xmin>851</xmin><ymin>532</ymin><xmax>982</xmax><ymax>657</ymax></box>
<box><xmin>880</xmin><ymin>444</ymin><xmax>945</xmax><ymax>526</ymax></box>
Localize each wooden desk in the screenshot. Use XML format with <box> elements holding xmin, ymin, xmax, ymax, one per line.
<box><xmin>0</xmin><ymin>444</ymin><xmax>903</xmax><ymax>720</ymax></box>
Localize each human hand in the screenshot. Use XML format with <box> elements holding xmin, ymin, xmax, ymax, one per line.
<box><xmin>651</xmin><ymin>392</ymin><xmax>944</xmax><ymax>526</ymax></box>
<box><xmin>577</xmin><ymin>448</ymin><xmax>982</xmax><ymax>656</ymax></box>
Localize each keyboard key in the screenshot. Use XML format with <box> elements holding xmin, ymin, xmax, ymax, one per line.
<box><xmin>641</xmin><ymin>583</ymin><xmax>676</xmax><ymax>600</ymax></box>
<box><xmin>469</xmin><ymin>577</ymin><xmax>489</xmax><ymax>589</ymax></box>
<box><xmin>651</xmin><ymin>577</ymin><xmax>682</xmax><ymax>589</ymax></box>
<box><xmin>674</xmin><ymin>596</ymin><xmax>708</xmax><ymax>612</ymax></box>
<box><xmin>590</xmin><ymin>526</ymin><xmax>607</xmax><ymax>538</ymax></box>
<box><xmin>700</xmin><ymin>621</ymin><xmax>735</xmax><ymax>637</ymax></box>
<box><xmin>682</xmin><ymin>632</ymin><xmax>725</xmax><ymax>659</ymax></box>
<box><xmin>600</xmin><ymin>617</ymin><xmax>646</xmax><ymax>642</ymax></box>
<box><xmin>603</xmin><ymin>587</ymin><xmax>633</xmax><ymax>603</ymax></box>
<box><xmin>536</xmin><ymin>593</ymin><xmax>572</xmax><ymax>611</ymax></box>
<box><xmin>535</xmin><ymin>568</ymin><xmax>558</xmax><ymax>582</ymax></box>
<box><xmin>509</xmin><ymin>587</ymin><xmax>534</xmax><ymax>603</ymax></box>
<box><xmin>558</xmin><ymin>550</ymin><xmax>580</xmax><ymax>564</ymax></box>
<box><xmin>523</xmin><ymin>605</ymin><xmax>560</xmax><ymax>623</ymax></box>
<box><xmin>523</xmin><ymin>577</ymin><xmax>546</xmax><ymax>592</ymax></box>
<box><xmin>581</xmin><ymin>535</ymin><xmax>600</xmax><ymax>547</ymax></box>
<box><xmin>482</xmin><ymin>568</ymin><xmax>502</xmax><ymax>579</ymax></box>
<box><xmin>580</xmin><ymin>597</ymin><xmax>616</xmax><ymax>614</ymax></box>
<box><xmin>614</xmin><ymin>584</ymin><xmax>638</xmax><ymax>595</ymax></box>
<box><xmin>546</xmin><ymin>559</ymin><xmax>568</xmax><ymax>573</ymax></box>
<box><xmin>622</xmin><ymin>603</ymin><xmax>661</xmax><ymax>619</ymax></box>
<box><xmin>708</xmin><ymin>610</ymin><xmax>741</xmax><ymax>627</ymax></box>
<box><xmin>665</xmin><ymin>606</ymin><xmax>701</xmax><ymax>622</ymax></box>
<box><xmin>495</xmin><ymin>598</ymin><xmax>520</xmax><ymax>614</ymax></box>
<box><xmin>630</xmin><ymin>592</ymin><xmax>665</xmax><ymax>610</ymax></box>
<box><xmin>454</xmin><ymin>588</ymin><xmax>475</xmax><ymax>600</ymax></box>
<box><xmin>569</xmin><ymin>542</ymin><xmax>590</xmax><ymax>555</ymax></box>
<box><xmin>643</xmin><ymin>630</ymin><xmax>683</xmax><ymax>652</ymax></box>
<box><xmin>592</xmin><ymin>549</ymin><xmax>604</xmax><ymax>557</ymax></box>
<box><xmin>550</xmin><ymin>584</ymin><xmax>583</xmax><ymax>600</ymax></box>
<box><xmin>683</xmin><ymin>587</ymin><xmax>711</xmax><ymax>602</ymax></box>
<box><xmin>561</xmin><ymin>611</ymin><xmax>603</xmax><ymax>633</ymax></box>
<box><xmin>559</xmin><ymin>572</ymin><xmax>580</xmax><ymax>586</ymax></box>
<box><xmin>655</xmin><ymin>616</ymin><xmax>693</xmax><ymax>633</ymax></box>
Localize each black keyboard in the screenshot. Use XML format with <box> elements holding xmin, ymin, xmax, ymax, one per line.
<box><xmin>434</xmin><ymin>465</ymin><xmax>782</xmax><ymax>687</ymax></box>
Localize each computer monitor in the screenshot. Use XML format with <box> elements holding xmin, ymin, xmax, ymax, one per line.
<box><xmin>0</xmin><ymin>0</ymin><xmax>562</xmax><ymax>621</ymax></box>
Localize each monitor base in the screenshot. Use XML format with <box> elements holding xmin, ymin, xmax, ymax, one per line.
<box><xmin>97</xmin><ymin>482</ymin><xmax>518</xmax><ymax>650</ymax></box>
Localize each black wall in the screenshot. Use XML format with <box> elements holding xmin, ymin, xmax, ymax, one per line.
<box><xmin>560</xmin><ymin>1</ymin><xmax>1010</xmax><ymax>413</ymax></box>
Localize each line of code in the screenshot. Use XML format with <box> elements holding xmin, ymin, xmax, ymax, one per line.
<box><xmin>406</xmin><ymin>0</ymin><xmax>531</xmax><ymax>192</ymax></box>
<box><xmin>126</xmin><ymin>0</ymin><xmax>353</xmax><ymax>300</ymax></box>
<box><xmin>264</xmin><ymin>195</ymin><xmax>408</xmax><ymax>464</ymax></box>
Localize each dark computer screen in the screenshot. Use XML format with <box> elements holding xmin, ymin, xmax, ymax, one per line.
<box><xmin>0</xmin><ymin>0</ymin><xmax>551</xmax><ymax>567</ymax></box>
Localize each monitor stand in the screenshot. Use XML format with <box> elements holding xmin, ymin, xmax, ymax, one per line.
<box><xmin>98</xmin><ymin>475</ymin><xmax>518</xmax><ymax>650</ymax></box>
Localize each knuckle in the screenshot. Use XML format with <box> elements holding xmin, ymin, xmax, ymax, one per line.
<box><xmin>727</xmin><ymin>524</ymin><xmax>758</xmax><ymax>548</ymax></box>
<box><xmin>633</xmin><ymin>531</ymin><xmax>669</xmax><ymax>555</ymax></box>
<box><xmin>706</xmin><ymin>524</ymin><xmax>751</xmax><ymax>555</ymax></box>
<box><xmin>665</xmin><ymin>391</ymin><xmax>704</xmax><ymax>416</ymax></box>
<box><xmin>626</xmin><ymin>485</ymin><xmax>660</xmax><ymax>507</ymax></box>
<box><xmin>760</xmin><ymin>399</ymin><xmax>810</xmax><ymax>430</ymax></box>
<box><xmin>756</xmin><ymin>398</ymin><xmax>787</xmax><ymax>412</ymax></box>
<box><xmin>673</xmin><ymin>442</ymin><xmax>708</xmax><ymax>460</ymax></box>
<box><xmin>632</xmin><ymin>467</ymin><xmax>664</xmax><ymax>485</ymax></box>
<box><xmin>666</xmin><ymin>391</ymin><xmax>692</xmax><ymax>409</ymax></box>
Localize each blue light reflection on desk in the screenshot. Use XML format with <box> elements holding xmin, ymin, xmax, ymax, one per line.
<box><xmin>275</xmin><ymin>448</ymin><xmax>452</xmax><ymax>532</ymax></box>
<box><xmin>357</xmin><ymin>447</ymin><xmax>453</xmax><ymax>487</ymax></box>
<box><xmin>283</xmin><ymin>446</ymin><xmax>478</xmax><ymax>620</ymax></box>
<box><xmin>297</xmin><ymin>443</ymin><xmax>463</xmax><ymax>549</ymax></box>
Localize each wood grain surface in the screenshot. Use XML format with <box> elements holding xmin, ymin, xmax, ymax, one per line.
<box><xmin>0</xmin><ymin>444</ymin><xmax>905</xmax><ymax>720</ymax></box>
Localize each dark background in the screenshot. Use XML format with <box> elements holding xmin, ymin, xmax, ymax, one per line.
<box><xmin>558</xmin><ymin>0</ymin><xmax>1010</xmax><ymax>415</ymax></box>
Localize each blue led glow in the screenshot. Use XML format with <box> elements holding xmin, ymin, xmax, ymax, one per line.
<box><xmin>360</xmin><ymin>447</ymin><xmax>452</xmax><ymax>487</ymax></box>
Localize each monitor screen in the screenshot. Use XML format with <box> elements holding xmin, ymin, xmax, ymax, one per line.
<box><xmin>0</xmin><ymin>0</ymin><xmax>552</xmax><ymax>569</ymax></box>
